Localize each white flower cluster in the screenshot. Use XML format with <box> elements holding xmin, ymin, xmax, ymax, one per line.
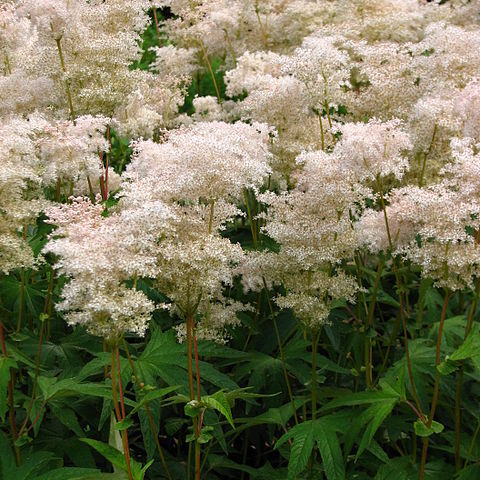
<box><xmin>2</xmin><ymin>0</ymin><xmax>480</xmax><ymax>339</ymax></box>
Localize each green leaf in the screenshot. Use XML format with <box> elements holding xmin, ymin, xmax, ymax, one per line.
<box><xmin>50</xmin><ymin>404</ymin><xmax>84</xmax><ymax>437</ymax></box>
<box><xmin>375</xmin><ymin>456</ymin><xmax>415</xmax><ymax>479</ymax></box>
<box><xmin>437</xmin><ymin>358</ymin><xmax>459</xmax><ymax>376</ymax></box>
<box><xmin>80</xmin><ymin>438</ymin><xmax>151</xmax><ymax>480</ymax></box>
<box><xmin>321</xmin><ymin>390</ymin><xmax>399</xmax><ymax>411</ymax></box>
<box><xmin>34</xmin><ymin>468</ymin><xmax>102</xmax><ymax>480</ymax></box>
<box><xmin>184</xmin><ymin>400</ymin><xmax>202</xmax><ymax>418</ymax></box>
<box><xmin>314</xmin><ymin>422</ymin><xmax>345</xmax><ymax>480</ymax></box>
<box><xmin>438</xmin><ymin>324</ymin><xmax>480</xmax><ymax>376</ymax></box>
<box><xmin>14</xmin><ymin>451</ymin><xmax>58</xmax><ymax>480</ymax></box>
<box><xmin>414</xmin><ymin>420</ymin><xmax>444</xmax><ymax>437</ymax></box>
<box><xmin>0</xmin><ymin>430</ymin><xmax>16</xmax><ymax>480</ymax></box>
<box><xmin>203</xmin><ymin>391</ymin><xmax>235</xmax><ymax>429</ymax></box>
<box><xmin>356</xmin><ymin>399</ymin><xmax>396</xmax><ymax>460</ymax></box>
<box><xmin>457</xmin><ymin>464</ymin><xmax>480</xmax><ymax>480</ymax></box>
<box><xmin>129</xmin><ymin>385</ymin><xmax>179</xmax><ymax>416</ymax></box>
<box><xmin>80</xmin><ymin>439</ymin><xmax>126</xmax><ymax>472</ymax></box>
<box><xmin>288</xmin><ymin>422</ymin><xmax>316</xmax><ymax>480</ymax></box>
<box><xmin>276</xmin><ymin>420</ymin><xmax>345</xmax><ymax>480</ymax></box>
<box><xmin>0</xmin><ymin>356</ymin><xmax>16</xmax><ymax>422</ymax></box>
<box><xmin>114</xmin><ymin>418</ymin><xmax>134</xmax><ymax>431</ymax></box>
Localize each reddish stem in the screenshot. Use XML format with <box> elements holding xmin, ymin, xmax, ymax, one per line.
<box><xmin>116</xmin><ymin>347</ymin><xmax>126</xmax><ymax>419</ymax></box>
<box><xmin>111</xmin><ymin>345</ymin><xmax>133</xmax><ymax>480</ymax></box>
<box><xmin>25</xmin><ymin>402</ymin><xmax>46</xmax><ymax>434</ymax></box>
<box><xmin>152</xmin><ymin>7</ymin><xmax>162</xmax><ymax>47</ymax></box>
<box><xmin>186</xmin><ymin>316</ymin><xmax>195</xmax><ymax>401</ymax></box>
<box><xmin>193</xmin><ymin>335</ymin><xmax>202</xmax><ymax>403</ymax></box>
<box><xmin>419</xmin><ymin>290</ymin><xmax>450</xmax><ymax>480</ymax></box>
<box><xmin>121</xmin><ymin>338</ymin><xmax>172</xmax><ymax>480</ymax></box>
<box><xmin>0</xmin><ymin>316</ymin><xmax>7</xmax><ymax>356</ymax></box>
<box><xmin>18</xmin><ymin>322</ymin><xmax>45</xmax><ymax>436</ymax></box>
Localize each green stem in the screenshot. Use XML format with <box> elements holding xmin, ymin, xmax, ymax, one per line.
<box><xmin>243</xmin><ymin>186</ymin><xmax>298</xmax><ymax>425</ymax></box>
<box><xmin>18</xmin><ymin>321</ymin><xmax>44</xmax><ymax>436</ymax></box>
<box><xmin>86</xmin><ymin>176</ymin><xmax>95</xmax><ymax>202</ymax></box>
<box><xmin>419</xmin><ymin>290</ymin><xmax>450</xmax><ymax>480</ymax></box>
<box><xmin>17</xmin><ymin>269</ymin><xmax>25</xmax><ymax>332</ymax></box>
<box><xmin>263</xmin><ymin>277</ymin><xmax>299</xmax><ymax>426</ymax></box>
<box><xmin>311</xmin><ymin>330</ymin><xmax>320</xmax><ymax>420</ymax></box>
<box><xmin>419</xmin><ymin>124</ymin><xmax>437</xmax><ymax>188</ymax></box>
<box><xmin>208</xmin><ymin>199</ymin><xmax>214</xmax><ymax>235</ymax></box>
<box><xmin>152</xmin><ymin>7</ymin><xmax>162</xmax><ymax>46</ymax></box>
<box><xmin>197</xmin><ymin>39</ymin><xmax>222</xmax><ymax>104</ymax></box>
<box><xmin>187</xmin><ymin>441</ymin><xmax>192</xmax><ymax>480</ymax></box>
<box><xmin>121</xmin><ymin>338</ymin><xmax>172</xmax><ymax>480</ymax></box>
<box><xmin>0</xmin><ymin>314</ymin><xmax>21</xmax><ymax>464</ymax></box>
<box><xmin>318</xmin><ymin>113</ymin><xmax>325</xmax><ymax>151</ymax></box>
<box><xmin>110</xmin><ymin>344</ymin><xmax>133</xmax><ymax>480</ymax></box>
<box><xmin>376</xmin><ymin>175</ymin><xmax>424</xmax><ymax>417</ymax></box>
<box><xmin>455</xmin><ymin>279</ymin><xmax>480</xmax><ymax>470</ymax></box>
<box><xmin>365</xmin><ymin>259</ymin><xmax>384</xmax><ymax>387</ymax></box>
<box><xmin>254</xmin><ymin>4</ymin><xmax>268</xmax><ymax>49</ymax></box>
<box><xmin>243</xmin><ymin>189</ymin><xmax>258</xmax><ymax>249</ymax></box>
<box><xmin>4</xmin><ymin>52</ymin><xmax>12</xmax><ymax>74</ymax></box>
<box><xmin>242</xmin><ymin>291</ymin><xmax>262</xmax><ymax>351</ymax></box>
<box><xmin>186</xmin><ymin>315</ymin><xmax>201</xmax><ymax>480</ymax></box>
<box><xmin>186</xmin><ymin>316</ymin><xmax>195</xmax><ymax>401</ymax></box>
<box><xmin>463</xmin><ymin>419</ymin><xmax>480</xmax><ymax>469</ymax></box>
<box><xmin>55</xmin><ymin>37</ymin><xmax>75</xmax><ymax>124</ymax></box>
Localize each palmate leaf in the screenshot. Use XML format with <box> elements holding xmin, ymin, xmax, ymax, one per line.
<box><xmin>275</xmin><ymin>419</ymin><xmax>345</xmax><ymax>480</ymax></box>
<box><xmin>137</xmin><ymin>328</ymin><xmax>238</xmax><ymax>393</ymax></box>
<box><xmin>319</xmin><ymin>385</ymin><xmax>400</xmax><ymax>463</ymax></box>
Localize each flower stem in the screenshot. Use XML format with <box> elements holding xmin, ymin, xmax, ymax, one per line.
<box><xmin>0</xmin><ymin>314</ymin><xmax>21</xmax><ymax>465</ymax></box>
<box><xmin>263</xmin><ymin>277</ymin><xmax>299</xmax><ymax>425</ymax></box>
<box><xmin>18</xmin><ymin>321</ymin><xmax>44</xmax><ymax>436</ymax></box>
<box><xmin>242</xmin><ymin>187</ymin><xmax>298</xmax><ymax>425</ymax></box>
<box><xmin>454</xmin><ymin>280</ymin><xmax>480</xmax><ymax>470</ymax></box>
<box><xmin>16</xmin><ymin>269</ymin><xmax>25</xmax><ymax>332</ymax></box>
<box><xmin>186</xmin><ymin>316</ymin><xmax>195</xmax><ymax>401</ymax></box>
<box><xmin>197</xmin><ymin>39</ymin><xmax>222</xmax><ymax>104</ymax></box>
<box><xmin>186</xmin><ymin>315</ymin><xmax>201</xmax><ymax>480</ymax></box>
<box><xmin>152</xmin><ymin>7</ymin><xmax>162</xmax><ymax>47</ymax></box>
<box><xmin>376</xmin><ymin>175</ymin><xmax>424</xmax><ymax>417</ymax></box>
<box><xmin>254</xmin><ymin>4</ymin><xmax>268</xmax><ymax>49</ymax></box>
<box><xmin>121</xmin><ymin>338</ymin><xmax>172</xmax><ymax>480</ymax></box>
<box><xmin>110</xmin><ymin>344</ymin><xmax>133</xmax><ymax>480</ymax></box>
<box><xmin>311</xmin><ymin>329</ymin><xmax>320</xmax><ymax>420</ymax></box>
<box><xmin>419</xmin><ymin>289</ymin><xmax>450</xmax><ymax>480</ymax></box>
<box><xmin>365</xmin><ymin>259</ymin><xmax>384</xmax><ymax>387</ymax></box>
<box><xmin>55</xmin><ymin>37</ymin><xmax>75</xmax><ymax>124</ymax></box>
<box><xmin>419</xmin><ymin>124</ymin><xmax>437</xmax><ymax>188</ymax></box>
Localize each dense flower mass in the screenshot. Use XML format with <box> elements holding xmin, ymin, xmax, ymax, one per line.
<box><xmin>0</xmin><ymin>0</ymin><xmax>478</xmax><ymax>337</ymax></box>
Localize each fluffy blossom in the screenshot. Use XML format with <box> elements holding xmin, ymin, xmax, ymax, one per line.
<box><xmin>333</xmin><ymin>118</ymin><xmax>413</xmax><ymax>181</ymax></box>
<box><xmin>0</xmin><ymin>116</ymin><xmax>46</xmax><ymax>273</ymax></box>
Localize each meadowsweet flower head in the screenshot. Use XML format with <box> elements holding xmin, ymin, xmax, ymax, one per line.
<box><xmin>43</xmin><ymin>196</ymin><xmax>173</xmax><ymax>338</ymax></box>
<box><xmin>0</xmin><ymin>115</ymin><xmax>46</xmax><ymax>273</ymax></box>
<box><xmin>36</xmin><ymin>115</ymin><xmax>109</xmax><ymax>187</ymax></box>
<box><xmin>126</xmin><ymin>121</ymin><xmax>272</xmax><ymax>202</ymax></box>
<box><xmin>333</xmin><ymin>118</ymin><xmax>413</xmax><ymax>181</ymax></box>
